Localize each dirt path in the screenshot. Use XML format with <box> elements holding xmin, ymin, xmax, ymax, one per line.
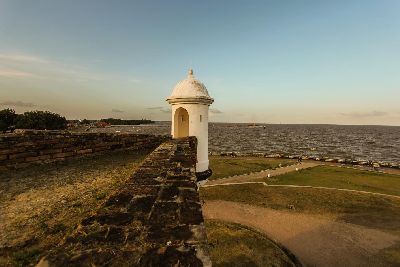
<box><xmin>206</xmin><ymin>162</ymin><xmax>320</xmax><ymax>186</ymax></box>
<box><xmin>203</xmin><ymin>200</ymin><xmax>399</xmax><ymax>267</ymax></box>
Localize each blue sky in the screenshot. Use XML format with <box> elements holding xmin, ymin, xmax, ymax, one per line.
<box><xmin>0</xmin><ymin>0</ymin><xmax>399</xmax><ymax>125</ymax></box>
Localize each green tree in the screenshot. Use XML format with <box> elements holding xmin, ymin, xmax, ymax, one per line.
<box><xmin>0</xmin><ymin>108</ymin><xmax>17</xmax><ymax>132</ymax></box>
<box><xmin>15</xmin><ymin>111</ymin><xmax>67</xmax><ymax>130</ymax></box>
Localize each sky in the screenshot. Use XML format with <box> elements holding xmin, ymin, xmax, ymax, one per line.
<box><xmin>0</xmin><ymin>0</ymin><xmax>399</xmax><ymax>125</ymax></box>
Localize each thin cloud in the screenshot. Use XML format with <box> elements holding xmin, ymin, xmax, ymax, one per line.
<box><xmin>111</xmin><ymin>108</ymin><xmax>124</xmax><ymax>113</ymax></box>
<box><xmin>210</xmin><ymin>108</ymin><xmax>223</xmax><ymax>114</ymax></box>
<box><xmin>0</xmin><ymin>52</ymin><xmax>106</xmax><ymax>81</ymax></box>
<box><xmin>147</xmin><ymin>107</ymin><xmax>171</xmax><ymax>113</ymax></box>
<box><xmin>0</xmin><ymin>53</ymin><xmax>48</xmax><ymax>63</ymax></box>
<box><xmin>0</xmin><ymin>101</ymin><xmax>36</xmax><ymax>107</ymax></box>
<box><xmin>340</xmin><ymin>111</ymin><xmax>387</xmax><ymax>118</ymax></box>
<box><xmin>0</xmin><ymin>69</ymin><xmax>34</xmax><ymax>77</ymax></box>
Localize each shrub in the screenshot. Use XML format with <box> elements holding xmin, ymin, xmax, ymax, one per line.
<box><xmin>0</xmin><ymin>108</ymin><xmax>17</xmax><ymax>132</ymax></box>
<box><xmin>15</xmin><ymin>111</ymin><xmax>67</xmax><ymax>130</ymax></box>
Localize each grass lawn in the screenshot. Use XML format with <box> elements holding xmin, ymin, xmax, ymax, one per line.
<box><xmin>205</xmin><ymin>220</ymin><xmax>300</xmax><ymax>267</ymax></box>
<box><xmin>200</xmin><ymin>184</ymin><xmax>400</xmax><ymax>234</ymax></box>
<box><xmin>209</xmin><ymin>156</ymin><xmax>295</xmax><ymax>180</ymax></box>
<box><xmin>260</xmin><ymin>165</ymin><xmax>400</xmax><ymax>196</ymax></box>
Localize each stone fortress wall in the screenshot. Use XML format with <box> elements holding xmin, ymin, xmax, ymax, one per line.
<box><xmin>37</xmin><ymin>137</ymin><xmax>211</xmax><ymax>266</ymax></box>
<box><xmin>0</xmin><ymin>130</ymin><xmax>169</xmax><ymax>170</ymax></box>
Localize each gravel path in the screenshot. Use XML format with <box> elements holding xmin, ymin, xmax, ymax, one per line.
<box><xmin>203</xmin><ymin>200</ymin><xmax>399</xmax><ymax>267</ymax></box>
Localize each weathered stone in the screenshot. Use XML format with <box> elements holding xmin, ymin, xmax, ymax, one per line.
<box><xmin>52</xmin><ymin>152</ymin><xmax>75</xmax><ymax>158</ymax></box>
<box><xmin>0</xmin><ymin>147</ymin><xmax>26</xmax><ymax>155</ymax></box>
<box><xmin>39</xmin><ymin>148</ymin><xmax>63</xmax><ymax>155</ymax></box>
<box><xmin>1</xmin><ymin>130</ymin><xmax>169</xmax><ymax>170</ymax></box>
<box><xmin>139</xmin><ymin>246</ymin><xmax>203</xmax><ymax>267</ymax></box>
<box><xmin>8</xmin><ymin>151</ymin><xmax>37</xmax><ymax>159</ymax></box>
<box><xmin>179</xmin><ymin>188</ymin><xmax>200</xmax><ymax>203</ymax></box>
<box><xmin>36</xmin><ymin>137</ymin><xmax>211</xmax><ymax>267</ymax></box>
<box><xmin>82</xmin><ymin>211</ymin><xmax>134</xmax><ymax>226</ymax></box>
<box><xmin>159</xmin><ymin>186</ymin><xmax>180</xmax><ymax>201</ymax></box>
<box><xmin>179</xmin><ymin>202</ymin><xmax>203</xmax><ymax>225</ymax></box>
<box><xmin>77</xmin><ymin>149</ymin><xmax>92</xmax><ymax>154</ymax></box>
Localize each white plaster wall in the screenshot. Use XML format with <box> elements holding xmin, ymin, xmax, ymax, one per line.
<box><xmin>171</xmin><ymin>103</ymin><xmax>209</xmax><ymax>172</ymax></box>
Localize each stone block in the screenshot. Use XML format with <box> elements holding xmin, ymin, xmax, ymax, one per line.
<box><xmin>52</xmin><ymin>152</ymin><xmax>75</xmax><ymax>158</ymax></box>
<box><xmin>76</xmin><ymin>149</ymin><xmax>92</xmax><ymax>154</ymax></box>
<box><xmin>0</xmin><ymin>147</ymin><xmax>26</xmax><ymax>155</ymax></box>
<box><xmin>27</xmin><ymin>155</ymin><xmax>51</xmax><ymax>162</ymax></box>
<box><xmin>39</xmin><ymin>148</ymin><xmax>63</xmax><ymax>155</ymax></box>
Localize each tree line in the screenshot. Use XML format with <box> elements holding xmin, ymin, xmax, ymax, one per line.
<box><xmin>0</xmin><ymin>108</ymin><xmax>155</xmax><ymax>132</ymax></box>
<box><xmin>0</xmin><ymin>109</ymin><xmax>68</xmax><ymax>132</ymax></box>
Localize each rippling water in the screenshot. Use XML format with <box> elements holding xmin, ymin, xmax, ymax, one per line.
<box><xmin>85</xmin><ymin>122</ymin><xmax>400</xmax><ymax>165</ymax></box>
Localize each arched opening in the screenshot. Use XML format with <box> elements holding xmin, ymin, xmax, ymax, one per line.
<box><xmin>174</xmin><ymin>107</ymin><xmax>189</xmax><ymax>138</ymax></box>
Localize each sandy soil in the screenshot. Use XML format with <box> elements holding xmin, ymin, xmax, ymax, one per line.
<box><xmin>203</xmin><ymin>200</ymin><xmax>399</xmax><ymax>267</ymax></box>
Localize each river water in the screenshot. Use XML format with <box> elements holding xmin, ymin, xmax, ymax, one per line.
<box><xmin>85</xmin><ymin>122</ymin><xmax>400</xmax><ymax>165</ymax></box>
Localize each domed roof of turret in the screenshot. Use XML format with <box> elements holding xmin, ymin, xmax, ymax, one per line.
<box><xmin>167</xmin><ymin>69</ymin><xmax>213</xmax><ymax>104</ymax></box>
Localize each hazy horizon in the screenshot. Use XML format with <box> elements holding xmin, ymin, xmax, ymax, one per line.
<box><xmin>1</xmin><ymin>1</ymin><xmax>399</xmax><ymax>126</ymax></box>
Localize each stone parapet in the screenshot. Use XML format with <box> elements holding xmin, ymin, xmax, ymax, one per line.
<box><xmin>0</xmin><ymin>130</ymin><xmax>169</xmax><ymax>170</ymax></box>
<box><xmin>36</xmin><ymin>137</ymin><xmax>212</xmax><ymax>267</ymax></box>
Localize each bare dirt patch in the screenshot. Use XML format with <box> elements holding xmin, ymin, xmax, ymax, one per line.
<box><xmin>203</xmin><ymin>200</ymin><xmax>400</xmax><ymax>267</ymax></box>
<box><xmin>0</xmin><ymin>149</ymin><xmax>151</xmax><ymax>266</ymax></box>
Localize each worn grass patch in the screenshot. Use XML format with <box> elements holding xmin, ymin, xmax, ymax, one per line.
<box><xmin>0</xmin><ymin>149</ymin><xmax>151</xmax><ymax>266</ymax></box>
<box><xmin>260</xmin><ymin>165</ymin><xmax>400</xmax><ymax>196</ymax></box>
<box><xmin>200</xmin><ymin>184</ymin><xmax>400</xmax><ymax>234</ymax></box>
<box><xmin>205</xmin><ymin>219</ymin><xmax>300</xmax><ymax>267</ymax></box>
<box><xmin>209</xmin><ymin>156</ymin><xmax>295</xmax><ymax>180</ymax></box>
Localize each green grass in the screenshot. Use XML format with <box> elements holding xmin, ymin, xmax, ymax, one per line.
<box><xmin>209</xmin><ymin>156</ymin><xmax>295</xmax><ymax>180</ymax></box>
<box><xmin>205</xmin><ymin>220</ymin><xmax>300</xmax><ymax>267</ymax></box>
<box><xmin>200</xmin><ymin>184</ymin><xmax>400</xmax><ymax>233</ymax></box>
<box><xmin>261</xmin><ymin>165</ymin><xmax>400</xmax><ymax>196</ymax></box>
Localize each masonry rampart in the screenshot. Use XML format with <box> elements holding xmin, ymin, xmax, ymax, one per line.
<box><xmin>0</xmin><ymin>130</ymin><xmax>169</xmax><ymax>170</ymax></box>
<box><xmin>36</xmin><ymin>137</ymin><xmax>212</xmax><ymax>266</ymax></box>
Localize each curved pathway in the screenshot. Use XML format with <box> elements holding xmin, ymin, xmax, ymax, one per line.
<box><xmin>203</xmin><ymin>181</ymin><xmax>400</xmax><ymax>199</ymax></box>
<box><xmin>203</xmin><ymin>200</ymin><xmax>399</xmax><ymax>267</ymax></box>
<box><xmin>205</xmin><ymin>162</ymin><xmax>319</xmax><ymax>186</ymax></box>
